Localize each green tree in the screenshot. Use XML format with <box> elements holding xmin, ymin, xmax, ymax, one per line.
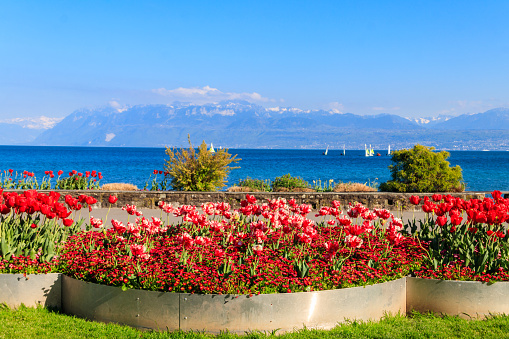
<box><xmin>379</xmin><ymin>144</ymin><xmax>464</xmax><ymax>192</ymax></box>
<box><xmin>164</xmin><ymin>136</ymin><xmax>241</xmax><ymax>191</ymax></box>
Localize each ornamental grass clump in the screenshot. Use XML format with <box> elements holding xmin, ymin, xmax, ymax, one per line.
<box><xmin>407</xmin><ymin>190</ymin><xmax>509</xmax><ymax>282</ymax></box>
<box><xmin>59</xmin><ymin>195</ymin><xmax>425</xmax><ymax>294</ymax></box>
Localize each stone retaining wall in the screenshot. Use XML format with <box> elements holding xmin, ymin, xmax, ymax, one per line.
<box><xmin>17</xmin><ymin>190</ymin><xmax>490</xmax><ymax>211</ymax></box>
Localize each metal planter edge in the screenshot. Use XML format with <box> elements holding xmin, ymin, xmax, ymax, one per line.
<box><xmin>62</xmin><ymin>275</ymin><xmax>406</xmax><ymax>333</ymax></box>
<box><xmin>0</xmin><ymin>273</ymin><xmax>61</xmax><ymax>309</ymax></box>
<box><xmin>407</xmin><ymin>276</ymin><xmax>509</xmax><ymax>318</ymax></box>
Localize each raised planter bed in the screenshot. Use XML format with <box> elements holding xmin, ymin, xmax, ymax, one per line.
<box><xmin>2</xmin><ymin>274</ymin><xmax>509</xmax><ymax>331</ymax></box>
<box><xmin>407</xmin><ymin>277</ymin><xmax>509</xmax><ymax>319</ymax></box>
<box><xmin>62</xmin><ymin>275</ymin><xmax>406</xmax><ymax>333</ymax></box>
<box><xmin>0</xmin><ymin>273</ymin><xmax>61</xmax><ymax>309</ymax></box>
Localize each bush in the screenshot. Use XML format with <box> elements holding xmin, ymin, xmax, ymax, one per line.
<box><xmin>379</xmin><ymin>144</ymin><xmax>464</xmax><ymax>193</ymax></box>
<box><xmin>237</xmin><ymin>177</ymin><xmax>272</xmax><ymax>192</ymax></box>
<box><xmin>272</xmin><ymin>174</ymin><xmax>311</xmax><ymax>191</ymax></box>
<box><xmin>164</xmin><ymin>136</ymin><xmax>241</xmax><ymax>191</ymax></box>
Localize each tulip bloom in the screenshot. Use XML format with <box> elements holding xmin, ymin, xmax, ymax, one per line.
<box><xmin>436</xmin><ymin>215</ymin><xmax>448</xmax><ymax>227</ymax></box>
<box><xmin>62</xmin><ymin>218</ymin><xmax>74</xmax><ymax>227</ymax></box>
<box><xmin>409</xmin><ymin>196</ymin><xmax>421</xmax><ymax>205</ymax></box>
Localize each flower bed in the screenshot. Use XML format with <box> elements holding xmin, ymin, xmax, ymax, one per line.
<box><xmin>4</xmin><ymin>189</ymin><xmax>509</xmax><ymax>331</ymax></box>
<box><xmin>0</xmin><ymin>189</ymin><xmax>97</xmax><ymax>274</ymax></box>
<box><xmin>406</xmin><ymin>191</ymin><xmax>509</xmax><ymax>282</ymax></box>
<box><xmin>59</xmin><ymin>196</ymin><xmax>424</xmax><ymax>294</ymax></box>
<box><xmin>0</xmin><ymin>169</ymin><xmax>102</xmax><ymax>190</ymax></box>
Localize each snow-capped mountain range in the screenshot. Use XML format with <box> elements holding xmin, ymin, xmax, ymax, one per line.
<box><xmin>2</xmin><ymin>102</ymin><xmax>509</xmax><ymax>149</ymax></box>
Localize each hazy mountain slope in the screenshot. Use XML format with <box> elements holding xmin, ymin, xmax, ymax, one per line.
<box><xmin>0</xmin><ymin>123</ymin><xmax>44</xmax><ymax>144</ymax></box>
<box><xmin>433</xmin><ymin>108</ymin><xmax>509</xmax><ymax>130</ymax></box>
<box><xmin>31</xmin><ymin>102</ymin><xmax>509</xmax><ymax>150</ymax></box>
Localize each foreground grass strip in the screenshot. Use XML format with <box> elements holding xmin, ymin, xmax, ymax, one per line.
<box><xmin>2</xmin><ymin>307</ymin><xmax>509</xmax><ymax>339</ymax></box>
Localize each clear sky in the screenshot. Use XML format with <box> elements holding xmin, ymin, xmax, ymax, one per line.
<box><xmin>1</xmin><ymin>0</ymin><xmax>508</xmax><ymax>121</ymax></box>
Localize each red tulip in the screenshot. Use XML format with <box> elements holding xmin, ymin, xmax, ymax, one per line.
<box><xmin>62</xmin><ymin>218</ymin><xmax>74</xmax><ymax>227</ymax></box>
<box><xmin>432</xmin><ymin>194</ymin><xmax>442</xmax><ymax>202</ymax></box>
<box><xmin>58</xmin><ymin>170</ymin><xmax>63</xmax><ymax>176</ymax></box>
<box><xmin>492</xmin><ymin>190</ymin><xmax>503</xmax><ymax>202</ymax></box>
<box><xmin>409</xmin><ymin>195</ymin><xmax>421</xmax><ymax>205</ymax></box>
<box><xmin>109</xmin><ymin>195</ymin><xmax>118</xmax><ymax>204</ymax></box>
<box><xmin>450</xmin><ymin>215</ymin><xmax>462</xmax><ymax>226</ymax></box>
<box><xmin>436</xmin><ymin>215</ymin><xmax>448</xmax><ymax>227</ymax></box>
<box><xmin>85</xmin><ymin>196</ymin><xmax>97</xmax><ymax>205</ymax></box>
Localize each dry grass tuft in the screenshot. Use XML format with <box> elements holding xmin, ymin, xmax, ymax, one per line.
<box><xmin>227</xmin><ymin>186</ymin><xmax>254</xmax><ymax>192</ymax></box>
<box><xmin>333</xmin><ymin>183</ymin><xmax>377</xmax><ymax>192</ymax></box>
<box><xmin>101</xmin><ymin>183</ymin><xmax>139</xmax><ymax>191</ymax></box>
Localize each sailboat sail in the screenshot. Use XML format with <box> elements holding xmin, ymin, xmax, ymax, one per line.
<box><xmin>388</xmin><ymin>145</ymin><xmax>391</xmax><ymax>156</ymax></box>
<box><xmin>209</xmin><ymin>143</ymin><xmax>215</xmax><ymax>153</ymax></box>
<box><xmin>324</xmin><ymin>145</ymin><xmax>329</xmax><ymax>155</ymax></box>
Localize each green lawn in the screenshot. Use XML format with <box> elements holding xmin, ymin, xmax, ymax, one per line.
<box><xmin>1</xmin><ymin>306</ymin><xmax>509</xmax><ymax>338</ymax></box>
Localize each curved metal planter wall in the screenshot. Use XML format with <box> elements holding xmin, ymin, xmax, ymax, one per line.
<box><xmin>407</xmin><ymin>277</ymin><xmax>509</xmax><ymax>318</ymax></box>
<box><xmin>0</xmin><ymin>273</ymin><xmax>61</xmax><ymax>309</ymax></box>
<box><xmin>62</xmin><ymin>275</ymin><xmax>406</xmax><ymax>333</ymax></box>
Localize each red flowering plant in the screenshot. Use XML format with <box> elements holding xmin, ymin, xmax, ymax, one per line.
<box><xmin>407</xmin><ymin>191</ymin><xmax>509</xmax><ymax>282</ymax></box>
<box><xmin>54</xmin><ymin>170</ymin><xmax>102</xmax><ymax>190</ymax></box>
<box><xmin>0</xmin><ymin>170</ymin><xmax>38</xmax><ymax>189</ymax></box>
<box><xmin>143</xmin><ymin>170</ymin><xmax>170</xmax><ymax>191</ymax></box>
<box><xmin>59</xmin><ymin>195</ymin><xmax>425</xmax><ymax>294</ymax></box>
<box><xmin>0</xmin><ymin>169</ymin><xmax>103</xmax><ymax>190</ymax></box>
<box><xmin>0</xmin><ymin>190</ymin><xmax>98</xmax><ymax>274</ymax></box>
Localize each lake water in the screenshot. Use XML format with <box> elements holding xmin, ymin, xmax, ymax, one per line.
<box><xmin>0</xmin><ymin>146</ymin><xmax>506</xmax><ymax>192</ymax></box>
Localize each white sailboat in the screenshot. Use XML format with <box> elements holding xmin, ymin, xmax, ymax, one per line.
<box><xmin>323</xmin><ymin>145</ymin><xmax>329</xmax><ymax>155</ymax></box>
<box><xmin>343</xmin><ymin>144</ymin><xmax>346</xmax><ymax>156</ymax></box>
<box><xmin>209</xmin><ymin>143</ymin><xmax>215</xmax><ymax>153</ymax></box>
<box><xmin>365</xmin><ymin>144</ymin><xmax>374</xmax><ymax>157</ymax></box>
<box><xmin>387</xmin><ymin>145</ymin><xmax>391</xmax><ymax>156</ymax></box>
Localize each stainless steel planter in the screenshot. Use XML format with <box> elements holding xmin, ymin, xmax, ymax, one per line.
<box><xmin>62</xmin><ymin>275</ymin><xmax>406</xmax><ymax>333</ymax></box>
<box><xmin>407</xmin><ymin>277</ymin><xmax>509</xmax><ymax>318</ymax></box>
<box><xmin>0</xmin><ymin>273</ymin><xmax>61</xmax><ymax>309</ymax></box>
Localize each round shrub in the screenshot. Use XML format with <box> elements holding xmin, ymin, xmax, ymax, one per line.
<box><xmin>379</xmin><ymin>144</ymin><xmax>464</xmax><ymax>193</ymax></box>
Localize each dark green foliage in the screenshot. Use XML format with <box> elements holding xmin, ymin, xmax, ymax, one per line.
<box><xmin>380</xmin><ymin>144</ymin><xmax>464</xmax><ymax>193</ymax></box>
<box><xmin>272</xmin><ymin>174</ymin><xmax>311</xmax><ymax>191</ymax></box>
<box><xmin>164</xmin><ymin>136</ymin><xmax>241</xmax><ymax>191</ymax></box>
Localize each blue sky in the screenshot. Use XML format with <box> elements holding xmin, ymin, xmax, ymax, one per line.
<box><xmin>1</xmin><ymin>0</ymin><xmax>508</xmax><ymax>121</ymax></box>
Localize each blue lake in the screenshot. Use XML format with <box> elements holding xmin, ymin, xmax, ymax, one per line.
<box><xmin>0</xmin><ymin>146</ymin><xmax>505</xmax><ymax>192</ymax></box>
